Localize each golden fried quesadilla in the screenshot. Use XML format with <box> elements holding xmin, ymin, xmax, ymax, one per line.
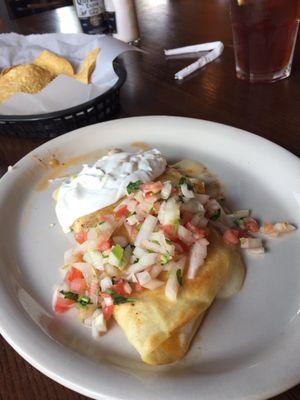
<box><xmin>53</xmin><ymin>149</ymin><xmax>248</xmax><ymax>365</ymax></box>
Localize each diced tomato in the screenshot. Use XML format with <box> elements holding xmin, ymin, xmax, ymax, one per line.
<box><xmin>89</xmin><ymin>280</ymin><xmax>99</xmax><ymax>296</ymax></box>
<box><xmin>98</xmin><ymin>239</ymin><xmax>112</xmax><ymax>251</ymax></box>
<box><xmin>64</xmin><ymin>266</ymin><xmax>84</xmax><ymax>283</ymax></box>
<box><xmin>115</xmin><ymin>205</ymin><xmax>128</xmax><ymax>219</ymax></box>
<box><xmin>74</xmin><ymin>231</ymin><xmax>87</xmax><ymax>244</ymax></box>
<box><xmin>262</xmin><ymin>222</ymin><xmax>275</xmax><ymax>234</ymax></box>
<box><xmin>223</xmin><ymin>229</ymin><xmax>240</xmax><ymax>245</ymax></box>
<box><xmin>129</xmin><ymin>225</ymin><xmax>139</xmax><ymax>241</ymax></box>
<box><xmin>141</xmin><ymin>181</ymin><xmax>163</xmax><ymax>194</ymax></box>
<box><xmin>185</xmin><ymin>222</ymin><xmax>206</xmax><ymax>239</ymax></box>
<box><xmin>173</xmin><ymin>238</ymin><xmax>190</xmax><ymax>253</ymax></box>
<box><xmin>54</xmin><ymin>297</ymin><xmax>75</xmax><ymax>314</ymax></box>
<box><xmin>244</xmin><ymin>217</ymin><xmax>259</xmax><ymax>233</ymax></box>
<box><xmin>70</xmin><ymin>278</ymin><xmax>86</xmax><ymax>294</ymax></box>
<box><xmin>102</xmin><ymin>304</ymin><xmax>114</xmax><ymax>321</ymax></box>
<box><xmin>98</xmin><ymin>215</ymin><xmax>111</xmax><ymax>223</ymax></box>
<box><xmin>112</xmin><ymin>279</ymin><xmax>129</xmax><ymax>297</ymax></box>
<box><xmin>134</xmin><ymin>283</ymin><xmax>144</xmax><ymax>292</ymax></box>
<box><xmin>100</xmin><ymin>294</ymin><xmax>114</xmax><ymax>321</ymax></box>
<box><xmin>181</xmin><ymin>211</ymin><xmax>193</xmax><ymax>225</ymax></box>
<box><xmin>151</xmin><ymin>201</ymin><xmax>161</xmax><ymax>214</ymax></box>
<box><xmin>160</xmin><ymin>224</ymin><xmax>177</xmax><ymax>240</ymax></box>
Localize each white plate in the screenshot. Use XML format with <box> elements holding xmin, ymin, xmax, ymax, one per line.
<box><xmin>0</xmin><ymin>116</ymin><xmax>299</xmax><ymax>400</ymax></box>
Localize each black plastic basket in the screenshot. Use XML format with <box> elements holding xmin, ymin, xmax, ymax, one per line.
<box><xmin>0</xmin><ymin>61</ymin><xmax>126</xmax><ymax>140</ymax></box>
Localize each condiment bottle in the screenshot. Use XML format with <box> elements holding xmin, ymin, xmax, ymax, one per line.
<box><xmin>104</xmin><ymin>0</ymin><xmax>140</xmax><ymax>44</ymax></box>
<box><xmin>73</xmin><ymin>0</ymin><xmax>107</xmax><ymax>35</ymax></box>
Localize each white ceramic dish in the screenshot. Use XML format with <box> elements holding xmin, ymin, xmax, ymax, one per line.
<box><xmin>0</xmin><ymin>116</ymin><xmax>299</xmax><ymax>400</ymax></box>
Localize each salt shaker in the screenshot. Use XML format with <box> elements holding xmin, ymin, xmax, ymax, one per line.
<box><xmin>104</xmin><ymin>0</ymin><xmax>140</xmax><ymax>44</ymax></box>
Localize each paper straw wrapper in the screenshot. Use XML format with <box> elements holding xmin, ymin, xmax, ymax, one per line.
<box><xmin>164</xmin><ymin>41</ymin><xmax>224</xmax><ymax>80</ymax></box>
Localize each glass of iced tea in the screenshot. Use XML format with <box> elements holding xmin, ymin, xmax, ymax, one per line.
<box><xmin>230</xmin><ymin>0</ymin><xmax>299</xmax><ymax>83</ymax></box>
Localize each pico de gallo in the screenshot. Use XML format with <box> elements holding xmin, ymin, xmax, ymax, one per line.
<box><xmin>53</xmin><ymin>167</ymin><xmax>296</xmax><ymax>338</ymax></box>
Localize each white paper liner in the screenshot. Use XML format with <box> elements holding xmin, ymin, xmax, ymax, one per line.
<box><xmin>164</xmin><ymin>41</ymin><xmax>224</xmax><ymax>80</ymax></box>
<box><xmin>0</xmin><ymin>33</ymin><xmax>137</xmax><ymax>116</ymax></box>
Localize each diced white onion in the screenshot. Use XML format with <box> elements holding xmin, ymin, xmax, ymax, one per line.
<box><xmin>127</xmin><ymin>253</ymin><xmax>158</xmax><ymax>275</ymax></box>
<box><xmin>92</xmin><ymin>309</ymin><xmax>107</xmax><ymax>338</ymax></box>
<box><xmin>77</xmin><ymin>239</ymin><xmax>98</xmax><ymax>252</ymax></box>
<box><xmin>196</xmin><ymin>194</ymin><xmax>210</xmax><ymax>204</ymax></box>
<box><xmin>133</xmin><ymin>246</ymin><xmax>148</xmax><ymax>258</ymax></box>
<box><xmin>83</xmin><ymin>250</ymin><xmax>104</xmax><ymax>270</ymax></box>
<box><xmin>165</xmin><ymin>258</ymin><xmax>186</xmax><ymax>301</ymax></box>
<box><xmin>161</xmin><ymin>181</ymin><xmax>172</xmax><ymax>199</ymax></box>
<box><xmin>100</xmin><ymin>277</ymin><xmax>113</xmax><ymax>292</ymax></box>
<box><xmin>103</xmin><ymin>296</ymin><xmax>114</xmax><ymax>307</ymax></box>
<box><xmin>181</xmin><ymin>183</ymin><xmax>195</xmax><ymax>199</ymax></box>
<box><xmin>73</xmin><ymin>262</ymin><xmax>96</xmax><ymax>286</ymax></box>
<box><xmin>123</xmin><ymin>281</ymin><xmax>132</xmax><ymax>294</ymax></box>
<box><xmin>64</xmin><ymin>248</ymin><xmax>80</xmax><ymax>265</ymax></box>
<box><xmin>148</xmin><ymin>231</ymin><xmax>175</xmax><ymax>255</ymax></box>
<box><xmin>142</xmin><ymin>279</ymin><xmax>164</xmax><ymax>290</ymax></box>
<box><xmin>87</xmin><ymin>228</ymin><xmax>99</xmax><ymax>241</ymax></box>
<box><xmin>139</xmin><ymin>253</ymin><xmax>158</xmax><ymax>267</ymax></box>
<box><xmin>135</xmin><ymin>215</ymin><xmax>158</xmax><ymax>247</ymax></box>
<box><xmin>197</xmin><ymin>216</ymin><xmax>209</xmax><ymax>228</ymax></box>
<box><xmin>142</xmin><ymin>239</ymin><xmax>164</xmax><ymax>254</ymax></box>
<box><xmin>178</xmin><ymin>224</ymin><xmax>194</xmax><ymax>245</ymax></box>
<box><xmin>240</xmin><ymin>238</ymin><xmax>262</xmax><ymax>249</ymax></box>
<box><xmin>181</xmin><ymin>199</ymin><xmax>204</xmax><ymax>214</ymax></box>
<box><xmin>150</xmin><ymin>264</ymin><xmax>164</xmax><ymax>279</ymax></box>
<box><xmin>136</xmin><ymin>271</ymin><xmax>152</xmax><ymax>285</ymax></box>
<box><xmin>210</xmin><ymin>220</ymin><xmax>228</xmax><ymax>233</ymax></box>
<box><xmin>246</xmin><ymin>247</ymin><xmax>265</xmax><ymax>254</ymax></box>
<box><xmin>274</xmin><ymin>222</ymin><xmax>296</xmax><ymax>234</ymax></box>
<box><xmin>187</xmin><ymin>239</ymin><xmax>209</xmax><ymax>279</ymax></box>
<box><xmin>206</xmin><ymin>199</ymin><xmax>221</xmax><ymax>213</ymax></box>
<box><xmin>104</xmin><ymin>264</ymin><xmax>120</xmax><ymax>277</ymax></box>
<box><xmin>158</xmin><ymin>197</ymin><xmax>180</xmax><ymax>226</ymax></box>
<box><xmin>126</xmin><ymin>214</ymin><xmax>139</xmax><ymax>226</ymax></box>
<box><xmin>113</xmin><ymin>236</ymin><xmax>128</xmax><ymax>247</ymax></box>
<box><xmin>227</xmin><ymin>209</ymin><xmax>250</xmax><ymax>219</ymax></box>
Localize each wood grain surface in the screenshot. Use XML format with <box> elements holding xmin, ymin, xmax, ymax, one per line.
<box><xmin>0</xmin><ymin>1</ymin><xmax>299</xmax><ymax>399</ymax></box>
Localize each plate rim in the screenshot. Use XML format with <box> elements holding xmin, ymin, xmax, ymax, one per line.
<box><xmin>0</xmin><ymin>115</ymin><xmax>299</xmax><ymax>400</ymax></box>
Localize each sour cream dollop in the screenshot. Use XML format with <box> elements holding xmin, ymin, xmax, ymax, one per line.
<box><xmin>55</xmin><ymin>149</ymin><xmax>167</xmax><ymax>232</ymax></box>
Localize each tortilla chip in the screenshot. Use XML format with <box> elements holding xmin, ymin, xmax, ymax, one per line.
<box><xmin>74</xmin><ymin>48</ymin><xmax>100</xmax><ymax>84</ymax></box>
<box><xmin>0</xmin><ymin>64</ymin><xmax>54</xmax><ymax>103</ymax></box>
<box><xmin>33</xmin><ymin>50</ymin><xmax>74</xmax><ymax>77</ymax></box>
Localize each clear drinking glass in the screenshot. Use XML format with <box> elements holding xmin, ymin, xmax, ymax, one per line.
<box><xmin>230</xmin><ymin>0</ymin><xmax>299</xmax><ymax>83</ymax></box>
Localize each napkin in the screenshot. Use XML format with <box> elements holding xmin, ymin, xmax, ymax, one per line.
<box><xmin>164</xmin><ymin>41</ymin><xmax>224</xmax><ymax>80</ymax></box>
<box><xmin>0</xmin><ymin>33</ymin><xmax>137</xmax><ymax>115</ymax></box>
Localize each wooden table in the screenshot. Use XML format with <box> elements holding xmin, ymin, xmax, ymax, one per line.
<box><xmin>0</xmin><ymin>2</ymin><xmax>299</xmax><ymax>399</ymax></box>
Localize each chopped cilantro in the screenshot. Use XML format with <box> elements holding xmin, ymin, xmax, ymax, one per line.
<box><xmin>136</xmin><ymin>223</ymin><xmax>142</xmax><ymax>231</ymax></box>
<box><xmin>166</xmin><ymin>239</ymin><xmax>173</xmax><ymax>245</ymax></box>
<box><xmin>152</xmin><ymin>239</ymin><xmax>160</xmax><ymax>245</ymax></box>
<box><xmin>60</xmin><ymin>291</ymin><xmax>91</xmax><ymax>307</ymax></box>
<box><xmin>234</xmin><ymin>217</ymin><xmax>246</xmax><ymax>229</ymax></box>
<box><xmin>210</xmin><ymin>209</ymin><xmax>221</xmax><ymax>220</ymax></box>
<box><xmin>126</xmin><ymin>180</ymin><xmax>142</xmax><ymax>194</ymax></box>
<box><xmin>60</xmin><ymin>290</ymin><xmax>78</xmax><ymax>301</ymax></box>
<box><xmin>160</xmin><ymin>254</ymin><xmax>168</xmax><ymax>265</ymax></box>
<box><xmin>178</xmin><ymin>176</ymin><xmax>194</xmax><ymax>191</ymax></box>
<box><xmin>77</xmin><ymin>295</ymin><xmax>91</xmax><ymax>306</ymax></box>
<box><xmin>105</xmin><ymin>289</ymin><xmax>136</xmax><ymax>305</ymax></box>
<box><xmin>176</xmin><ymin>269</ymin><xmax>183</xmax><ymax>286</ymax></box>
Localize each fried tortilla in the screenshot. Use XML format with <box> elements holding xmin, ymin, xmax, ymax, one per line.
<box><xmin>113</xmin><ymin>228</ymin><xmax>244</xmax><ymax>365</ymax></box>
<box><xmin>54</xmin><ymin>157</ymin><xmax>245</xmax><ymax>364</ymax></box>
